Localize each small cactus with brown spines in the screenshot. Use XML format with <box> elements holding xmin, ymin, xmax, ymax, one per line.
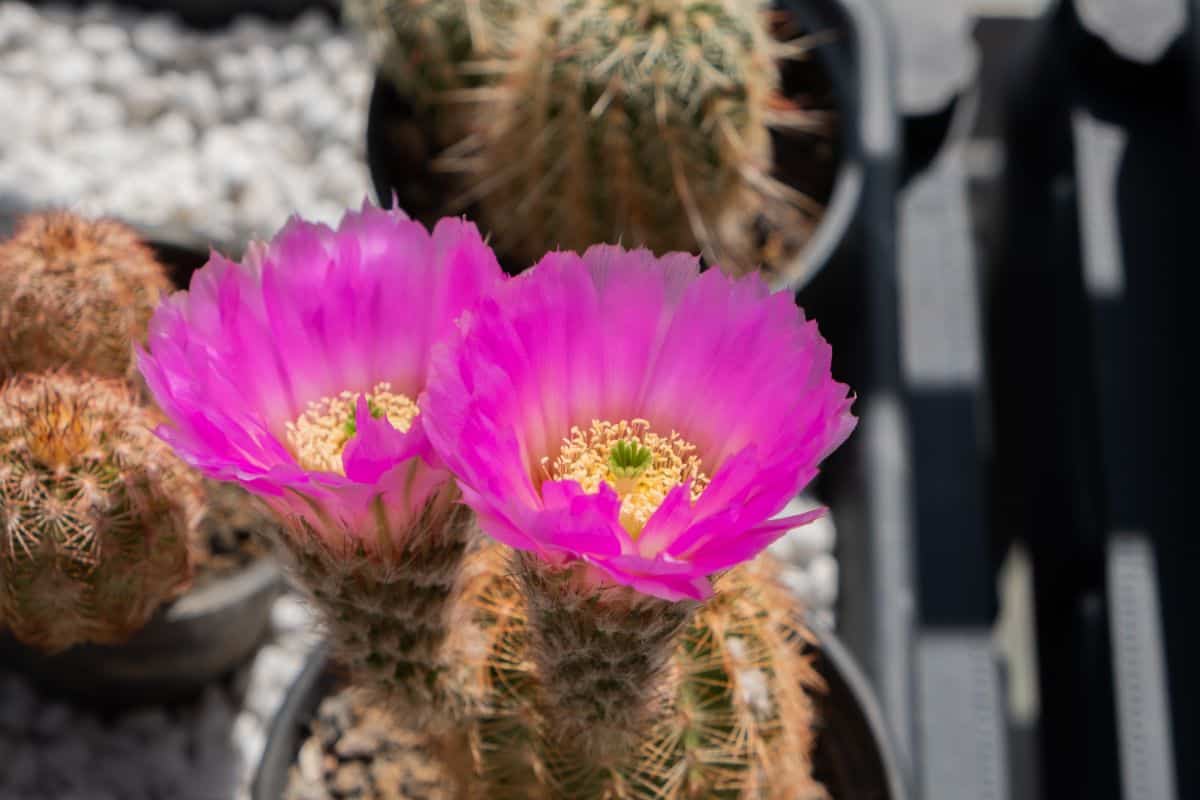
<box><xmin>0</xmin><ymin>372</ymin><xmax>200</xmax><ymax>652</ymax></box>
<box><xmin>0</xmin><ymin>211</ymin><xmax>172</xmax><ymax>381</ymax></box>
<box><xmin>456</xmin><ymin>545</ymin><xmax>827</xmax><ymax>799</ymax></box>
<box><xmin>446</xmin><ymin>0</ymin><xmax>821</xmax><ymax>277</ymax></box>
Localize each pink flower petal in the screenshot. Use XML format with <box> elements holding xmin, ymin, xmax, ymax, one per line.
<box><xmin>423</xmin><ymin>244</ymin><xmax>856</xmax><ymax>600</ymax></box>
<box><xmin>139</xmin><ymin>203</ymin><xmax>504</xmax><ymax>552</ymax></box>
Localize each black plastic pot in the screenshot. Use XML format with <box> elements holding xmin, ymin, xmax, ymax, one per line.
<box><xmin>366</xmin><ymin>0</ymin><xmax>895</xmax><ymax>293</ymax></box>
<box><xmin>251</xmin><ymin>620</ymin><xmax>905</xmax><ymax>800</ymax></box>
<box><xmin>0</xmin><ymin>558</ymin><xmax>282</xmax><ymax>708</ymax></box>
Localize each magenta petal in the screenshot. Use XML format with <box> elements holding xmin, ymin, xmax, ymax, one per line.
<box><xmin>636</xmin><ymin>482</ymin><xmax>697</xmax><ymax>557</ymax></box>
<box><xmin>342</xmin><ymin>396</ymin><xmax>408</xmax><ymax>483</ymax></box>
<box><xmin>138</xmin><ymin>203</ymin><xmax>504</xmax><ymax>552</ymax></box>
<box><xmin>586</xmin><ymin>554</ymin><xmax>713</xmax><ymax>602</ymax></box>
<box><xmin>685</xmin><ymin>508</ymin><xmax>826</xmax><ymax>573</ymax></box>
<box><xmin>535</xmin><ymin>481</ymin><xmax>627</xmax><ymax>558</ymax></box>
<box><xmin>421</xmin><ymin>243</ymin><xmax>856</xmax><ymax>600</ymax></box>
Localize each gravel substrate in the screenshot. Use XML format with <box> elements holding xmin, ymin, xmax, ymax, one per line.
<box><xmin>0</xmin><ymin>2</ymin><xmax>372</xmax><ymax>250</ymax></box>
<box><xmin>770</xmin><ymin>494</ymin><xmax>840</xmax><ymax>629</ymax></box>
<box><xmin>0</xmin><ymin>593</ymin><xmax>319</xmax><ymax>800</ymax></box>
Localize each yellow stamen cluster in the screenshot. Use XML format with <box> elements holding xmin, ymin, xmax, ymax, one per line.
<box><xmin>546</xmin><ymin>419</ymin><xmax>709</xmax><ymax>537</ymax></box>
<box><xmin>286</xmin><ymin>382</ymin><xmax>419</xmax><ymax>475</ymax></box>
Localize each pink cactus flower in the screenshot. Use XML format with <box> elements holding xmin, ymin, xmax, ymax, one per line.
<box><xmin>422</xmin><ymin>246</ymin><xmax>856</xmax><ymax>601</ymax></box>
<box><xmin>138</xmin><ymin>204</ymin><xmax>503</xmax><ymax>553</ymax></box>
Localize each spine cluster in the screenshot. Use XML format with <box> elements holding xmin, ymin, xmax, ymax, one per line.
<box><xmin>0</xmin><ymin>373</ymin><xmax>199</xmax><ymax>652</ymax></box>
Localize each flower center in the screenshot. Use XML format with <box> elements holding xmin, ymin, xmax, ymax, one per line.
<box><xmin>546</xmin><ymin>419</ymin><xmax>709</xmax><ymax>537</ymax></box>
<box><xmin>285</xmin><ymin>382</ymin><xmax>418</xmax><ymax>475</ymax></box>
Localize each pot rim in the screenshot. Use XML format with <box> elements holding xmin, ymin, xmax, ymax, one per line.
<box><xmin>163</xmin><ymin>556</ymin><xmax>283</xmax><ymax>622</ymax></box>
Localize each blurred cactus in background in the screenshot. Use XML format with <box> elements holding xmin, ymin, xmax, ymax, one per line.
<box><xmin>456</xmin><ymin>0</ymin><xmax>820</xmax><ymax>275</ymax></box>
<box><xmin>349</xmin><ymin>0</ymin><xmax>825</xmax><ymax>277</ymax></box>
<box><xmin>0</xmin><ymin>211</ymin><xmax>172</xmax><ymax>381</ymax></box>
<box><xmin>345</xmin><ymin>0</ymin><xmax>518</xmax><ymax>142</ymax></box>
<box><xmin>0</xmin><ymin>372</ymin><xmax>199</xmax><ymax>652</ymax></box>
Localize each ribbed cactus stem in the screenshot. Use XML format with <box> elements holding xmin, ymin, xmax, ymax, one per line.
<box><xmin>278</xmin><ymin>485</ymin><xmax>478</xmax><ymax>727</ymax></box>
<box><xmin>515</xmin><ymin>552</ymin><xmax>695</xmax><ymax>764</ymax></box>
<box><xmin>466</xmin><ymin>550</ymin><xmax>827</xmax><ymax>799</ymax></box>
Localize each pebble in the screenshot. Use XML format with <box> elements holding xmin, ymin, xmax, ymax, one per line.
<box><xmin>0</xmin><ymin>743</ymin><xmax>39</xmax><ymax>794</ymax></box>
<box><xmin>0</xmin><ymin>674</ymin><xmax>37</xmax><ymax>733</ymax></box>
<box><xmin>43</xmin><ymin>49</ymin><xmax>95</xmax><ymax>90</ymax></box>
<box><xmin>299</xmin><ymin>736</ymin><xmax>327</xmax><ymax>784</ymax></box>
<box><xmin>77</xmin><ymin>22</ymin><xmax>129</xmax><ymax>53</ymax></box>
<box><xmin>317</xmin><ymin>694</ymin><xmax>355</xmax><ymax>737</ymax></box>
<box><xmin>155</xmin><ymin>110</ymin><xmax>197</xmax><ymax>148</ymax></box>
<box><xmin>330</xmin><ymin>761</ymin><xmax>370</xmax><ymax>797</ymax></box>
<box><xmin>767</xmin><ymin>493</ymin><xmax>839</xmax><ymax>616</ymax></box>
<box><xmin>32</xmin><ymin>702</ymin><xmax>73</xmax><ymax>738</ymax></box>
<box><xmin>272</xmin><ymin>592</ymin><xmax>315</xmax><ymax>636</ymax></box>
<box><xmin>131</xmin><ymin>16</ymin><xmax>179</xmax><ymax>63</ymax></box>
<box><xmin>334</xmin><ymin>728</ymin><xmax>383</xmax><ymax>760</ymax></box>
<box><xmin>807</xmin><ymin>553</ymin><xmax>840</xmax><ymax>610</ymax></box>
<box><xmin>98</xmin><ymin>49</ymin><xmax>144</xmax><ymax>89</ymax></box>
<box><xmin>233</xmin><ymin>709</ymin><xmax>268</xmax><ymax>772</ymax></box>
<box><xmin>118</xmin><ymin>707</ymin><xmax>171</xmax><ymax>742</ymax></box>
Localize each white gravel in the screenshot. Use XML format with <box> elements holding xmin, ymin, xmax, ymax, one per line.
<box><xmin>0</xmin><ymin>2</ymin><xmax>373</xmax><ymax>250</ymax></box>
<box><xmin>0</xmin><ymin>593</ymin><xmax>319</xmax><ymax>800</ymax></box>
<box><xmin>768</xmin><ymin>493</ymin><xmax>841</xmax><ymax>629</ymax></box>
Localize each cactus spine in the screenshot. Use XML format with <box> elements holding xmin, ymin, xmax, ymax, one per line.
<box><xmin>460</xmin><ymin>546</ymin><xmax>827</xmax><ymax>799</ymax></box>
<box><xmin>0</xmin><ymin>372</ymin><xmax>199</xmax><ymax>652</ymax></box>
<box><xmin>0</xmin><ymin>211</ymin><xmax>172</xmax><ymax>381</ymax></box>
<box><xmin>447</xmin><ymin>0</ymin><xmax>819</xmax><ymax>277</ymax></box>
<box><xmin>275</xmin><ymin>483</ymin><xmax>482</xmax><ymax>728</ymax></box>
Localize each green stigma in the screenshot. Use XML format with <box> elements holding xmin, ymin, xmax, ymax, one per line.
<box><xmin>609</xmin><ymin>439</ymin><xmax>652</xmax><ymax>479</ymax></box>
<box><xmin>342</xmin><ymin>399</ymin><xmax>386</xmax><ymax>439</ymax></box>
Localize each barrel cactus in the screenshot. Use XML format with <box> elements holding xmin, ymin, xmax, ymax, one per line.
<box><xmin>459</xmin><ymin>547</ymin><xmax>827</xmax><ymax>799</ymax></box>
<box><xmin>0</xmin><ymin>211</ymin><xmax>172</xmax><ymax>381</ymax></box>
<box><xmin>447</xmin><ymin>0</ymin><xmax>821</xmax><ymax>277</ymax></box>
<box><xmin>0</xmin><ymin>372</ymin><xmax>200</xmax><ymax>652</ymax></box>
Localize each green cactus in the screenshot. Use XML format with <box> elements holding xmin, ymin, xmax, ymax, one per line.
<box><xmin>0</xmin><ymin>211</ymin><xmax>173</xmax><ymax>381</ymax></box>
<box><xmin>276</xmin><ymin>484</ymin><xmax>484</xmax><ymax>729</ymax></box>
<box><xmin>446</xmin><ymin>0</ymin><xmax>821</xmax><ymax>278</ymax></box>
<box><xmin>0</xmin><ymin>372</ymin><xmax>200</xmax><ymax>653</ymax></box>
<box><xmin>457</xmin><ymin>545</ymin><xmax>827</xmax><ymax>799</ymax></box>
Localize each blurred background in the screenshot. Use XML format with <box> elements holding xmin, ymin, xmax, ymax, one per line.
<box><xmin>1</xmin><ymin>1</ymin><xmax>1195</xmax><ymax>799</ymax></box>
